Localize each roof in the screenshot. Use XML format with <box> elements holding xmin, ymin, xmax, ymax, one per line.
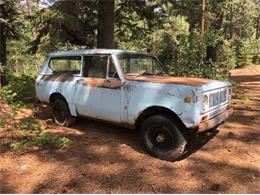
<box><xmin>48</xmin><ymin>49</ymin><xmax>144</xmax><ymax>57</ymax></box>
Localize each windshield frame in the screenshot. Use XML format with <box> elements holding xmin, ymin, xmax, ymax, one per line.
<box><xmin>115</xmin><ymin>52</ymin><xmax>167</xmax><ymax>77</ymax></box>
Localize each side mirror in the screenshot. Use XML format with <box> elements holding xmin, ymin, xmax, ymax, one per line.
<box><xmin>103</xmin><ymin>78</ymin><xmax>122</xmax><ymax>89</ymax></box>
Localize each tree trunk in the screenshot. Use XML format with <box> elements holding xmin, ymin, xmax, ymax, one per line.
<box><xmin>256</xmin><ymin>15</ymin><xmax>260</xmax><ymax>40</ymax></box>
<box><xmin>26</xmin><ymin>0</ymin><xmax>36</xmax><ymax>37</ymax></box>
<box><xmin>200</xmin><ymin>0</ymin><xmax>206</xmax><ymax>34</ymax></box>
<box><xmin>0</xmin><ymin>2</ymin><xmax>7</xmax><ymax>88</ymax></box>
<box><xmin>0</xmin><ymin>24</ymin><xmax>6</xmax><ymax>67</ymax></box>
<box><xmin>97</xmin><ymin>0</ymin><xmax>115</xmax><ymax>49</ymax></box>
<box><xmin>229</xmin><ymin>4</ymin><xmax>234</xmax><ymax>39</ymax></box>
<box><xmin>0</xmin><ymin>28</ymin><xmax>6</xmax><ymax>90</ymax></box>
<box><xmin>206</xmin><ymin>13</ymin><xmax>224</xmax><ymax>62</ymax></box>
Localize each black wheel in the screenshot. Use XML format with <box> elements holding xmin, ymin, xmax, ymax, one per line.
<box><xmin>141</xmin><ymin>114</ymin><xmax>187</xmax><ymax>161</ymax></box>
<box><xmin>52</xmin><ymin>98</ymin><xmax>76</xmax><ymax>127</ymax></box>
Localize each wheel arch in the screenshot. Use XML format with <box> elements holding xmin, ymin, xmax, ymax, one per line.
<box><xmin>49</xmin><ymin>92</ymin><xmax>78</xmax><ymax>116</ymax></box>
<box><xmin>49</xmin><ymin>92</ymin><xmax>67</xmax><ymax>106</ymax></box>
<box><xmin>135</xmin><ymin>106</ymin><xmax>187</xmax><ymax>132</ymax></box>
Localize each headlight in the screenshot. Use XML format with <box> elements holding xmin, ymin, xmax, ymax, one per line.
<box><xmin>202</xmin><ymin>95</ymin><xmax>209</xmax><ymax>111</ymax></box>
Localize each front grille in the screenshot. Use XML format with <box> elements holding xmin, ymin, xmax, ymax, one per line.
<box><xmin>220</xmin><ymin>90</ymin><xmax>227</xmax><ymax>103</ymax></box>
<box><xmin>209</xmin><ymin>89</ymin><xmax>228</xmax><ymax>108</ymax></box>
<box><xmin>208</xmin><ymin>106</ymin><xmax>227</xmax><ymax>119</ymax></box>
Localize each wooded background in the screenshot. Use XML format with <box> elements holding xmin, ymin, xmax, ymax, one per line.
<box><xmin>0</xmin><ymin>0</ymin><xmax>259</xmax><ymax>80</ymax></box>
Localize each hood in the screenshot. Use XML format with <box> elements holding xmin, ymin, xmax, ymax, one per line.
<box><xmin>125</xmin><ymin>75</ymin><xmax>231</xmax><ymax>91</ymax></box>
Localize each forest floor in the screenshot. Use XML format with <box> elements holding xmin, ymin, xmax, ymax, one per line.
<box><xmin>0</xmin><ymin>65</ymin><xmax>259</xmax><ymax>193</ymax></box>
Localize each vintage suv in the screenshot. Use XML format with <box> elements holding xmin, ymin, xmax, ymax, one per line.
<box><xmin>36</xmin><ymin>49</ymin><xmax>233</xmax><ymax>161</ymax></box>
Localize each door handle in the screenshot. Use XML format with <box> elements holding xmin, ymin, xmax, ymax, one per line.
<box><xmin>76</xmin><ymin>79</ymin><xmax>84</xmax><ymax>84</ymax></box>
<box><xmin>36</xmin><ymin>81</ymin><xmax>43</xmax><ymax>86</ymax></box>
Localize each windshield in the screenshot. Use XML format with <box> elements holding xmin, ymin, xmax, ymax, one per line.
<box><xmin>117</xmin><ymin>53</ymin><xmax>166</xmax><ymax>76</ymax></box>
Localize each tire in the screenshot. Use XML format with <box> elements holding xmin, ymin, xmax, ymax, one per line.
<box><xmin>52</xmin><ymin>98</ymin><xmax>76</xmax><ymax>127</ymax></box>
<box><xmin>141</xmin><ymin>114</ymin><xmax>187</xmax><ymax>161</ymax></box>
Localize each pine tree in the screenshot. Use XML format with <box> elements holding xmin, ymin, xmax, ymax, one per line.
<box><xmin>0</xmin><ymin>0</ymin><xmax>22</xmax><ymax>87</ymax></box>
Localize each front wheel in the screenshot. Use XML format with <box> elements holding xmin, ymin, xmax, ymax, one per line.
<box><xmin>141</xmin><ymin>114</ymin><xmax>187</xmax><ymax>161</ymax></box>
<box><xmin>52</xmin><ymin>98</ymin><xmax>76</xmax><ymax>127</ymax></box>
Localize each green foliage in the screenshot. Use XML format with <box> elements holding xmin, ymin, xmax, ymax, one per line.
<box><xmin>2</xmin><ymin>0</ymin><xmax>260</xmax><ymax>83</ymax></box>
<box><xmin>7</xmin><ymin>114</ymin><xmax>72</xmax><ymax>150</ymax></box>
<box><xmin>10</xmin><ymin>132</ymin><xmax>53</xmax><ymax>150</ymax></box>
<box><xmin>16</xmin><ymin>116</ymin><xmax>41</xmax><ymax>132</ymax></box>
<box><xmin>223</xmin><ymin>0</ymin><xmax>259</xmax><ymax>67</ymax></box>
<box><xmin>10</xmin><ymin>132</ymin><xmax>72</xmax><ymax>150</ymax></box>
<box><xmin>218</xmin><ymin>40</ymin><xmax>236</xmax><ymax>69</ymax></box>
<box><xmin>1</xmin><ymin>72</ymin><xmax>36</xmax><ymax>105</ymax></box>
<box><xmin>0</xmin><ymin>112</ymin><xmax>15</xmax><ymax>130</ymax></box>
<box><xmin>150</xmin><ymin>16</ymin><xmax>190</xmax><ymax>70</ymax></box>
<box><xmin>0</xmin><ymin>117</ymin><xmax>7</xmax><ymax>128</ymax></box>
<box><xmin>30</xmin><ymin>132</ymin><xmax>54</xmax><ymax>146</ymax></box>
<box><xmin>10</xmin><ymin>140</ymin><xmax>28</xmax><ymax>150</ymax></box>
<box><xmin>233</xmin><ymin>38</ymin><xmax>256</xmax><ymax>67</ymax></box>
<box><xmin>7</xmin><ymin>34</ymin><xmax>44</xmax><ymax>74</ymax></box>
<box><xmin>56</xmin><ymin>137</ymin><xmax>72</xmax><ymax>147</ymax></box>
<box><xmin>0</xmin><ymin>0</ymin><xmax>23</xmax><ymax>39</ymax></box>
<box><xmin>115</xmin><ymin>0</ymin><xmax>163</xmax><ymax>49</ymax></box>
<box><xmin>30</xmin><ymin>0</ymin><xmax>97</xmax><ymax>54</ymax></box>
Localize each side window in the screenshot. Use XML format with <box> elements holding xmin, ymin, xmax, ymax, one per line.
<box><xmin>83</xmin><ymin>55</ymin><xmax>118</xmax><ymax>78</ymax></box>
<box><xmin>119</xmin><ymin>58</ymin><xmax>130</xmax><ymax>74</ymax></box>
<box><xmin>130</xmin><ymin>57</ymin><xmax>154</xmax><ymax>73</ymax></box>
<box><xmin>49</xmin><ymin>56</ymin><xmax>81</xmax><ymax>74</ymax></box>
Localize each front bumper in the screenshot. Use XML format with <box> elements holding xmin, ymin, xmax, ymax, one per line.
<box><xmin>198</xmin><ymin>107</ymin><xmax>233</xmax><ymax>132</ymax></box>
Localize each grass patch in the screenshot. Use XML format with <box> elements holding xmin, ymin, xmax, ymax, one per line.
<box><xmin>10</xmin><ymin>140</ymin><xmax>29</xmax><ymax>150</ymax></box>
<box><xmin>0</xmin><ymin>117</ymin><xmax>7</xmax><ymax>128</ymax></box>
<box><xmin>9</xmin><ymin>115</ymin><xmax>72</xmax><ymax>150</ymax></box>
<box><xmin>11</xmin><ymin>101</ymin><xmax>33</xmax><ymax>113</ymax></box>
<box><xmin>56</xmin><ymin>137</ymin><xmax>72</xmax><ymax>147</ymax></box>
<box><xmin>16</xmin><ymin>116</ymin><xmax>42</xmax><ymax>132</ymax></box>
<box><xmin>10</xmin><ymin>132</ymin><xmax>72</xmax><ymax>150</ymax></box>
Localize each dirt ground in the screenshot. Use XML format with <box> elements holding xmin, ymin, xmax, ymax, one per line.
<box><xmin>0</xmin><ymin>66</ymin><xmax>259</xmax><ymax>193</ymax></box>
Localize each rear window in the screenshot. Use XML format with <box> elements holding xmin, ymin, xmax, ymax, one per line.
<box><xmin>49</xmin><ymin>56</ymin><xmax>81</xmax><ymax>74</ymax></box>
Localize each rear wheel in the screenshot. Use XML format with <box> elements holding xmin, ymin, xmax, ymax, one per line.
<box><xmin>141</xmin><ymin>114</ymin><xmax>187</xmax><ymax>161</ymax></box>
<box><xmin>52</xmin><ymin>98</ymin><xmax>76</xmax><ymax>127</ymax></box>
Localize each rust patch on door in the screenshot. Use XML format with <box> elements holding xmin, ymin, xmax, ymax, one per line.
<box><xmin>82</xmin><ymin>78</ymin><xmax>121</xmax><ymax>89</ymax></box>
<box><xmin>41</xmin><ymin>72</ymin><xmax>74</xmax><ymax>82</ymax></box>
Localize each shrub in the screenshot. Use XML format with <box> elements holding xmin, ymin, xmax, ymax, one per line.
<box><xmin>1</xmin><ymin>71</ymin><xmax>36</xmax><ymax>104</ymax></box>
<box><xmin>56</xmin><ymin>137</ymin><xmax>72</xmax><ymax>147</ymax></box>
<box><xmin>233</xmin><ymin>38</ymin><xmax>255</xmax><ymax>68</ymax></box>
<box><xmin>30</xmin><ymin>132</ymin><xmax>55</xmax><ymax>147</ymax></box>
<box><xmin>10</xmin><ymin>140</ymin><xmax>28</xmax><ymax>150</ymax></box>
<box><xmin>0</xmin><ymin>117</ymin><xmax>7</xmax><ymax>128</ymax></box>
<box><xmin>10</xmin><ymin>132</ymin><xmax>72</xmax><ymax>150</ymax></box>
<box><xmin>16</xmin><ymin>116</ymin><xmax>42</xmax><ymax>132</ymax></box>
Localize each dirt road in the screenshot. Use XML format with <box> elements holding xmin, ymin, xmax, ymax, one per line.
<box><xmin>0</xmin><ymin>66</ymin><xmax>259</xmax><ymax>193</ymax></box>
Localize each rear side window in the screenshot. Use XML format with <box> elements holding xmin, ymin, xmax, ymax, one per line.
<box><xmin>49</xmin><ymin>56</ymin><xmax>81</xmax><ymax>74</ymax></box>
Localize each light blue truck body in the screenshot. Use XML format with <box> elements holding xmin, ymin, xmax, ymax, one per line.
<box><xmin>36</xmin><ymin>49</ymin><xmax>233</xmax><ymax>131</ymax></box>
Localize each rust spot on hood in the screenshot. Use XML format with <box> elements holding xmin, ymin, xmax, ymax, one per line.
<box><xmin>124</xmin><ymin>75</ymin><xmax>213</xmax><ymax>86</ymax></box>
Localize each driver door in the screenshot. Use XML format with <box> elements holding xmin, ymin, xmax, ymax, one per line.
<box><xmin>81</xmin><ymin>54</ymin><xmax>122</xmax><ymax>123</ymax></box>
